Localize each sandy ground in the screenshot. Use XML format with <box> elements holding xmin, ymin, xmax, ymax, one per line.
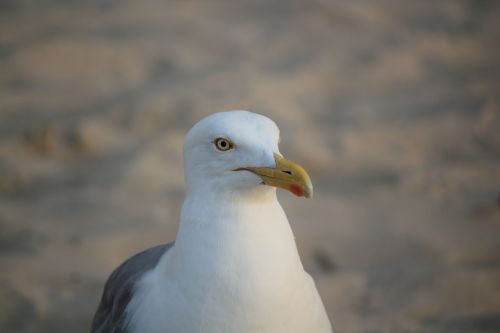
<box><xmin>1</xmin><ymin>0</ymin><xmax>500</xmax><ymax>332</ymax></box>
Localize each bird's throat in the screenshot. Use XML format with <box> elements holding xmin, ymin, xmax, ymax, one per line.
<box><xmin>162</xmin><ymin>195</ymin><xmax>305</xmax><ymax>302</ymax></box>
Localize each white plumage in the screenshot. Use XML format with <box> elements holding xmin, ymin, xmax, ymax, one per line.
<box><xmin>92</xmin><ymin>110</ymin><xmax>332</xmax><ymax>333</ymax></box>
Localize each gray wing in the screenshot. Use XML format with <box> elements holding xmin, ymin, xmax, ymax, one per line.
<box><xmin>91</xmin><ymin>243</ymin><xmax>174</xmax><ymax>333</ymax></box>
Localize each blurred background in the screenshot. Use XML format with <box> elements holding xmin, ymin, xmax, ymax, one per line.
<box><xmin>1</xmin><ymin>0</ymin><xmax>500</xmax><ymax>332</ymax></box>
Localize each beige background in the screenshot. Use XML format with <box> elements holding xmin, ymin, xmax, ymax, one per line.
<box><xmin>1</xmin><ymin>1</ymin><xmax>500</xmax><ymax>332</ymax></box>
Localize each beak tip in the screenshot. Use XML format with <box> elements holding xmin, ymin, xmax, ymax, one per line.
<box><xmin>305</xmin><ymin>186</ymin><xmax>313</xmax><ymax>199</ymax></box>
<box><xmin>290</xmin><ymin>183</ymin><xmax>313</xmax><ymax>198</ymax></box>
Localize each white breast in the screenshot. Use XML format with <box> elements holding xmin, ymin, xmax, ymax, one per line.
<box><xmin>124</xmin><ymin>196</ymin><xmax>332</xmax><ymax>333</ymax></box>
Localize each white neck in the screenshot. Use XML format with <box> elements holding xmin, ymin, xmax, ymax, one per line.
<box><xmin>127</xmin><ymin>189</ymin><xmax>332</xmax><ymax>333</ymax></box>
<box><xmin>163</xmin><ymin>190</ymin><xmax>305</xmax><ymax>293</ymax></box>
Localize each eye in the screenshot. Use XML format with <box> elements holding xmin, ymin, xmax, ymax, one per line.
<box><xmin>214</xmin><ymin>137</ymin><xmax>234</xmax><ymax>151</ymax></box>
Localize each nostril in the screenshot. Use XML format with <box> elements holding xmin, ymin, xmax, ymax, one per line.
<box><xmin>283</xmin><ymin>170</ymin><xmax>292</xmax><ymax>175</ymax></box>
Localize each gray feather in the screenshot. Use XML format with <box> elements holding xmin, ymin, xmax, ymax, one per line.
<box><xmin>91</xmin><ymin>243</ymin><xmax>173</xmax><ymax>333</ymax></box>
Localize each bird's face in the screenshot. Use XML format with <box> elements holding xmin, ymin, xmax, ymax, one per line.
<box><xmin>183</xmin><ymin>110</ymin><xmax>313</xmax><ymax>199</ymax></box>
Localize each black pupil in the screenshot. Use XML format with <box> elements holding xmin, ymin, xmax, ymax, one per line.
<box><xmin>220</xmin><ymin>140</ymin><xmax>227</xmax><ymax>148</ymax></box>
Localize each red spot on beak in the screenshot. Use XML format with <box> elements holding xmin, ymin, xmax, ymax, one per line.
<box><xmin>290</xmin><ymin>184</ymin><xmax>303</xmax><ymax>197</ymax></box>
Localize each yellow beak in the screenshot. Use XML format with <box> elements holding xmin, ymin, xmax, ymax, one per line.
<box><xmin>237</xmin><ymin>153</ymin><xmax>313</xmax><ymax>198</ymax></box>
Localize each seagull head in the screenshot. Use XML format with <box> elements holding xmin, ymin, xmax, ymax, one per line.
<box><xmin>183</xmin><ymin>110</ymin><xmax>313</xmax><ymax>200</ymax></box>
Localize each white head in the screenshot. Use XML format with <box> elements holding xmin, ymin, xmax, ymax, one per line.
<box><xmin>183</xmin><ymin>110</ymin><xmax>312</xmax><ymax>200</ymax></box>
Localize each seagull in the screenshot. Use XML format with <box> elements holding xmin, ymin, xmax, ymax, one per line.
<box><xmin>91</xmin><ymin>110</ymin><xmax>333</xmax><ymax>333</ymax></box>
